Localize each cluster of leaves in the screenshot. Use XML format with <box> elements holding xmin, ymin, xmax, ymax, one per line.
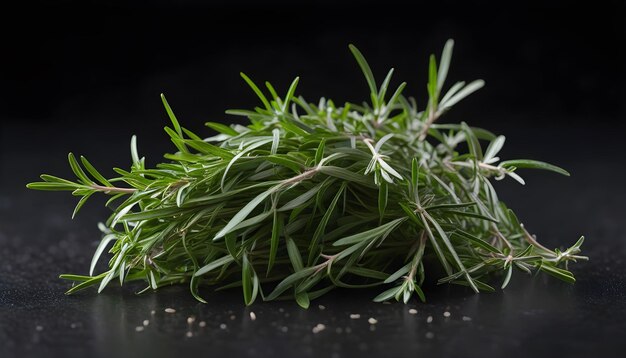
<box><xmin>27</xmin><ymin>40</ymin><xmax>587</xmax><ymax>307</ymax></box>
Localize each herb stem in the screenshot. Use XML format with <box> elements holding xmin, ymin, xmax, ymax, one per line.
<box><xmin>90</xmin><ymin>184</ymin><xmax>137</xmax><ymax>194</ymax></box>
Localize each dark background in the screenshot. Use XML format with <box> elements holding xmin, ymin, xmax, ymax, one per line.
<box><xmin>1</xmin><ymin>1</ymin><xmax>625</xmax><ymax>357</ymax></box>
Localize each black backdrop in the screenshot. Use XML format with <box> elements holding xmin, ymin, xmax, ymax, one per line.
<box><xmin>1</xmin><ymin>1</ymin><xmax>624</xmax><ymax>122</ymax></box>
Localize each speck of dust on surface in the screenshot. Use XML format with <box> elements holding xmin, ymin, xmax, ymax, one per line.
<box><xmin>312</xmin><ymin>323</ymin><xmax>326</xmax><ymax>334</ymax></box>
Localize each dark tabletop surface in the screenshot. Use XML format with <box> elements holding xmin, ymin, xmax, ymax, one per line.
<box><xmin>1</xmin><ymin>119</ymin><xmax>626</xmax><ymax>358</ymax></box>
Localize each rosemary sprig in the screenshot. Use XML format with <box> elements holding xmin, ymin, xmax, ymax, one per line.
<box><xmin>27</xmin><ymin>39</ymin><xmax>587</xmax><ymax>307</ymax></box>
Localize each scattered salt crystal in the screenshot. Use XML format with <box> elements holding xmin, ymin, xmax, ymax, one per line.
<box><xmin>150</xmin><ymin>310</ymin><xmax>156</xmax><ymax>315</ymax></box>
<box><xmin>349</xmin><ymin>314</ymin><xmax>361</xmax><ymax>319</ymax></box>
<box><xmin>185</xmin><ymin>331</ymin><xmax>193</xmax><ymax>338</ymax></box>
<box><xmin>219</xmin><ymin>323</ymin><xmax>227</xmax><ymax>330</ymax></box>
<box><xmin>35</xmin><ymin>325</ymin><xmax>43</xmax><ymax>331</ymax></box>
<box><xmin>369</xmin><ymin>325</ymin><xmax>376</xmax><ymax>331</ymax></box>
<box><xmin>312</xmin><ymin>323</ymin><xmax>326</xmax><ymax>333</ymax></box>
<box><xmin>443</xmin><ymin>311</ymin><xmax>451</xmax><ymax>318</ymax></box>
<box><xmin>318</xmin><ymin>304</ymin><xmax>326</xmax><ymax>310</ymax></box>
<box><xmin>249</xmin><ymin>312</ymin><xmax>257</xmax><ymax>321</ymax></box>
<box><xmin>367</xmin><ymin>318</ymin><xmax>378</xmax><ymax>325</ymax></box>
<box><xmin>187</xmin><ymin>316</ymin><xmax>196</xmax><ymax>325</ymax></box>
<box><xmin>164</xmin><ymin>308</ymin><xmax>176</xmax><ymax>313</ymax></box>
<box><xmin>230</xmin><ymin>315</ymin><xmax>236</xmax><ymax>320</ymax></box>
<box><xmin>281</xmin><ymin>326</ymin><xmax>289</xmax><ymax>333</ymax></box>
<box><xmin>278</xmin><ymin>308</ymin><xmax>284</xmax><ymax>313</ymax></box>
<box><xmin>143</xmin><ymin>320</ymin><xmax>150</xmax><ymax>326</ymax></box>
<box><xmin>408</xmin><ymin>308</ymin><xmax>418</xmax><ymax>315</ymax></box>
<box><xmin>135</xmin><ymin>326</ymin><xmax>144</xmax><ymax>332</ymax></box>
<box><xmin>425</xmin><ymin>331</ymin><xmax>435</xmax><ymax>339</ymax></box>
<box><xmin>70</xmin><ymin>323</ymin><xmax>79</xmax><ymax>329</ymax></box>
<box><xmin>426</xmin><ymin>315</ymin><xmax>433</xmax><ymax>323</ymax></box>
<box><xmin>199</xmin><ymin>321</ymin><xmax>207</xmax><ymax>327</ymax></box>
<box><xmin>462</xmin><ymin>316</ymin><xmax>472</xmax><ymax>321</ymax></box>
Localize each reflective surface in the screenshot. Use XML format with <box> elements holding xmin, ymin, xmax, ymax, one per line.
<box><xmin>1</xmin><ymin>121</ymin><xmax>625</xmax><ymax>357</ymax></box>
<box><xmin>1</xmin><ymin>241</ymin><xmax>624</xmax><ymax>357</ymax></box>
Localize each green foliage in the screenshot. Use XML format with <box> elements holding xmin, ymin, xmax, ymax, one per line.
<box><xmin>27</xmin><ymin>39</ymin><xmax>587</xmax><ymax>306</ymax></box>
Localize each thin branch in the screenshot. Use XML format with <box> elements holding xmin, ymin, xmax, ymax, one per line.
<box><xmin>90</xmin><ymin>184</ymin><xmax>137</xmax><ymax>194</ymax></box>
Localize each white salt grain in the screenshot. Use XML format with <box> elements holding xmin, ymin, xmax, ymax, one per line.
<box><xmin>249</xmin><ymin>312</ymin><xmax>257</xmax><ymax>321</ymax></box>
<box><xmin>462</xmin><ymin>316</ymin><xmax>472</xmax><ymax>321</ymax></box>
<box><xmin>426</xmin><ymin>315</ymin><xmax>433</xmax><ymax>323</ymax></box>
<box><xmin>199</xmin><ymin>321</ymin><xmax>206</xmax><ymax>327</ymax></box>
<box><xmin>220</xmin><ymin>323</ymin><xmax>227</xmax><ymax>330</ymax></box>
<box><xmin>312</xmin><ymin>323</ymin><xmax>326</xmax><ymax>333</ymax></box>
<box><xmin>425</xmin><ymin>331</ymin><xmax>435</xmax><ymax>339</ymax></box>
<box><xmin>443</xmin><ymin>311</ymin><xmax>451</xmax><ymax>318</ymax></box>
<box><xmin>281</xmin><ymin>326</ymin><xmax>289</xmax><ymax>333</ymax></box>
<box><xmin>408</xmin><ymin>308</ymin><xmax>418</xmax><ymax>315</ymax></box>
<box><xmin>135</xmin><ymin>326</ymin><xmax>144</xmax><ymax>332</ymax></box>
<box><xmin>143</xmin><ymin>320</ymin><xmax>150</xmax><ymax>326</ymax></box>
<box><xmin>164</xmin><ymin>308</ymin><xmax>176</xmax><ymax>314</ymax></box>
<box><xmin>349</xmin><ymin>314</ymin><xmax>361</xmax><ymax>319</ymax></box>
<box><xmin>150</xmin><ymin>310</ymin><xmax>156</xmax><ymax>315</ymax></box>
<box><xmin>230</xmin><ymin>315</ymin><xmax>236</xmax><ymax>320</ymax></box>
<box><xmin>185</xmin><ymin>331</ymin><xmax>193</xmax><ymax>338</ymax></box>
<box><xmin>187</xmin><ymin>316</ymin><xmax>196</xmax><ymax>325</ymax></box>
<box><xmin>35</xmin><ymin>325</ymin><xmax>43</xmax><ymax>331</ymax></box>
<box><xmin>367</xmin><ymin>318</ymin><xmax>378</xmax><ymax>325</ymax></box>
<box><xmin>318</xmin><ymin>304</ymin><xmax>326</xmax><ymax>310</ymax></box>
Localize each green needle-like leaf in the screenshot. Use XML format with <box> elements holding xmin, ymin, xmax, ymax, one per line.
<box><xmin>499</xmin><ymin>159</ymin><xmax>570</xmax><ymax>176</ymax></box>
<box><xmin>349</xmin><ymin>44</ymin><xmax>378</xmax><ymax>104</ymax></box>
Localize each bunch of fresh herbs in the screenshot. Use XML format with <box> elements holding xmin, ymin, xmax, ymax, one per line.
<box><xmin>27</xmin><ymin>40</ymin><xmax>587</xmax><ymax>307</ymax></box>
